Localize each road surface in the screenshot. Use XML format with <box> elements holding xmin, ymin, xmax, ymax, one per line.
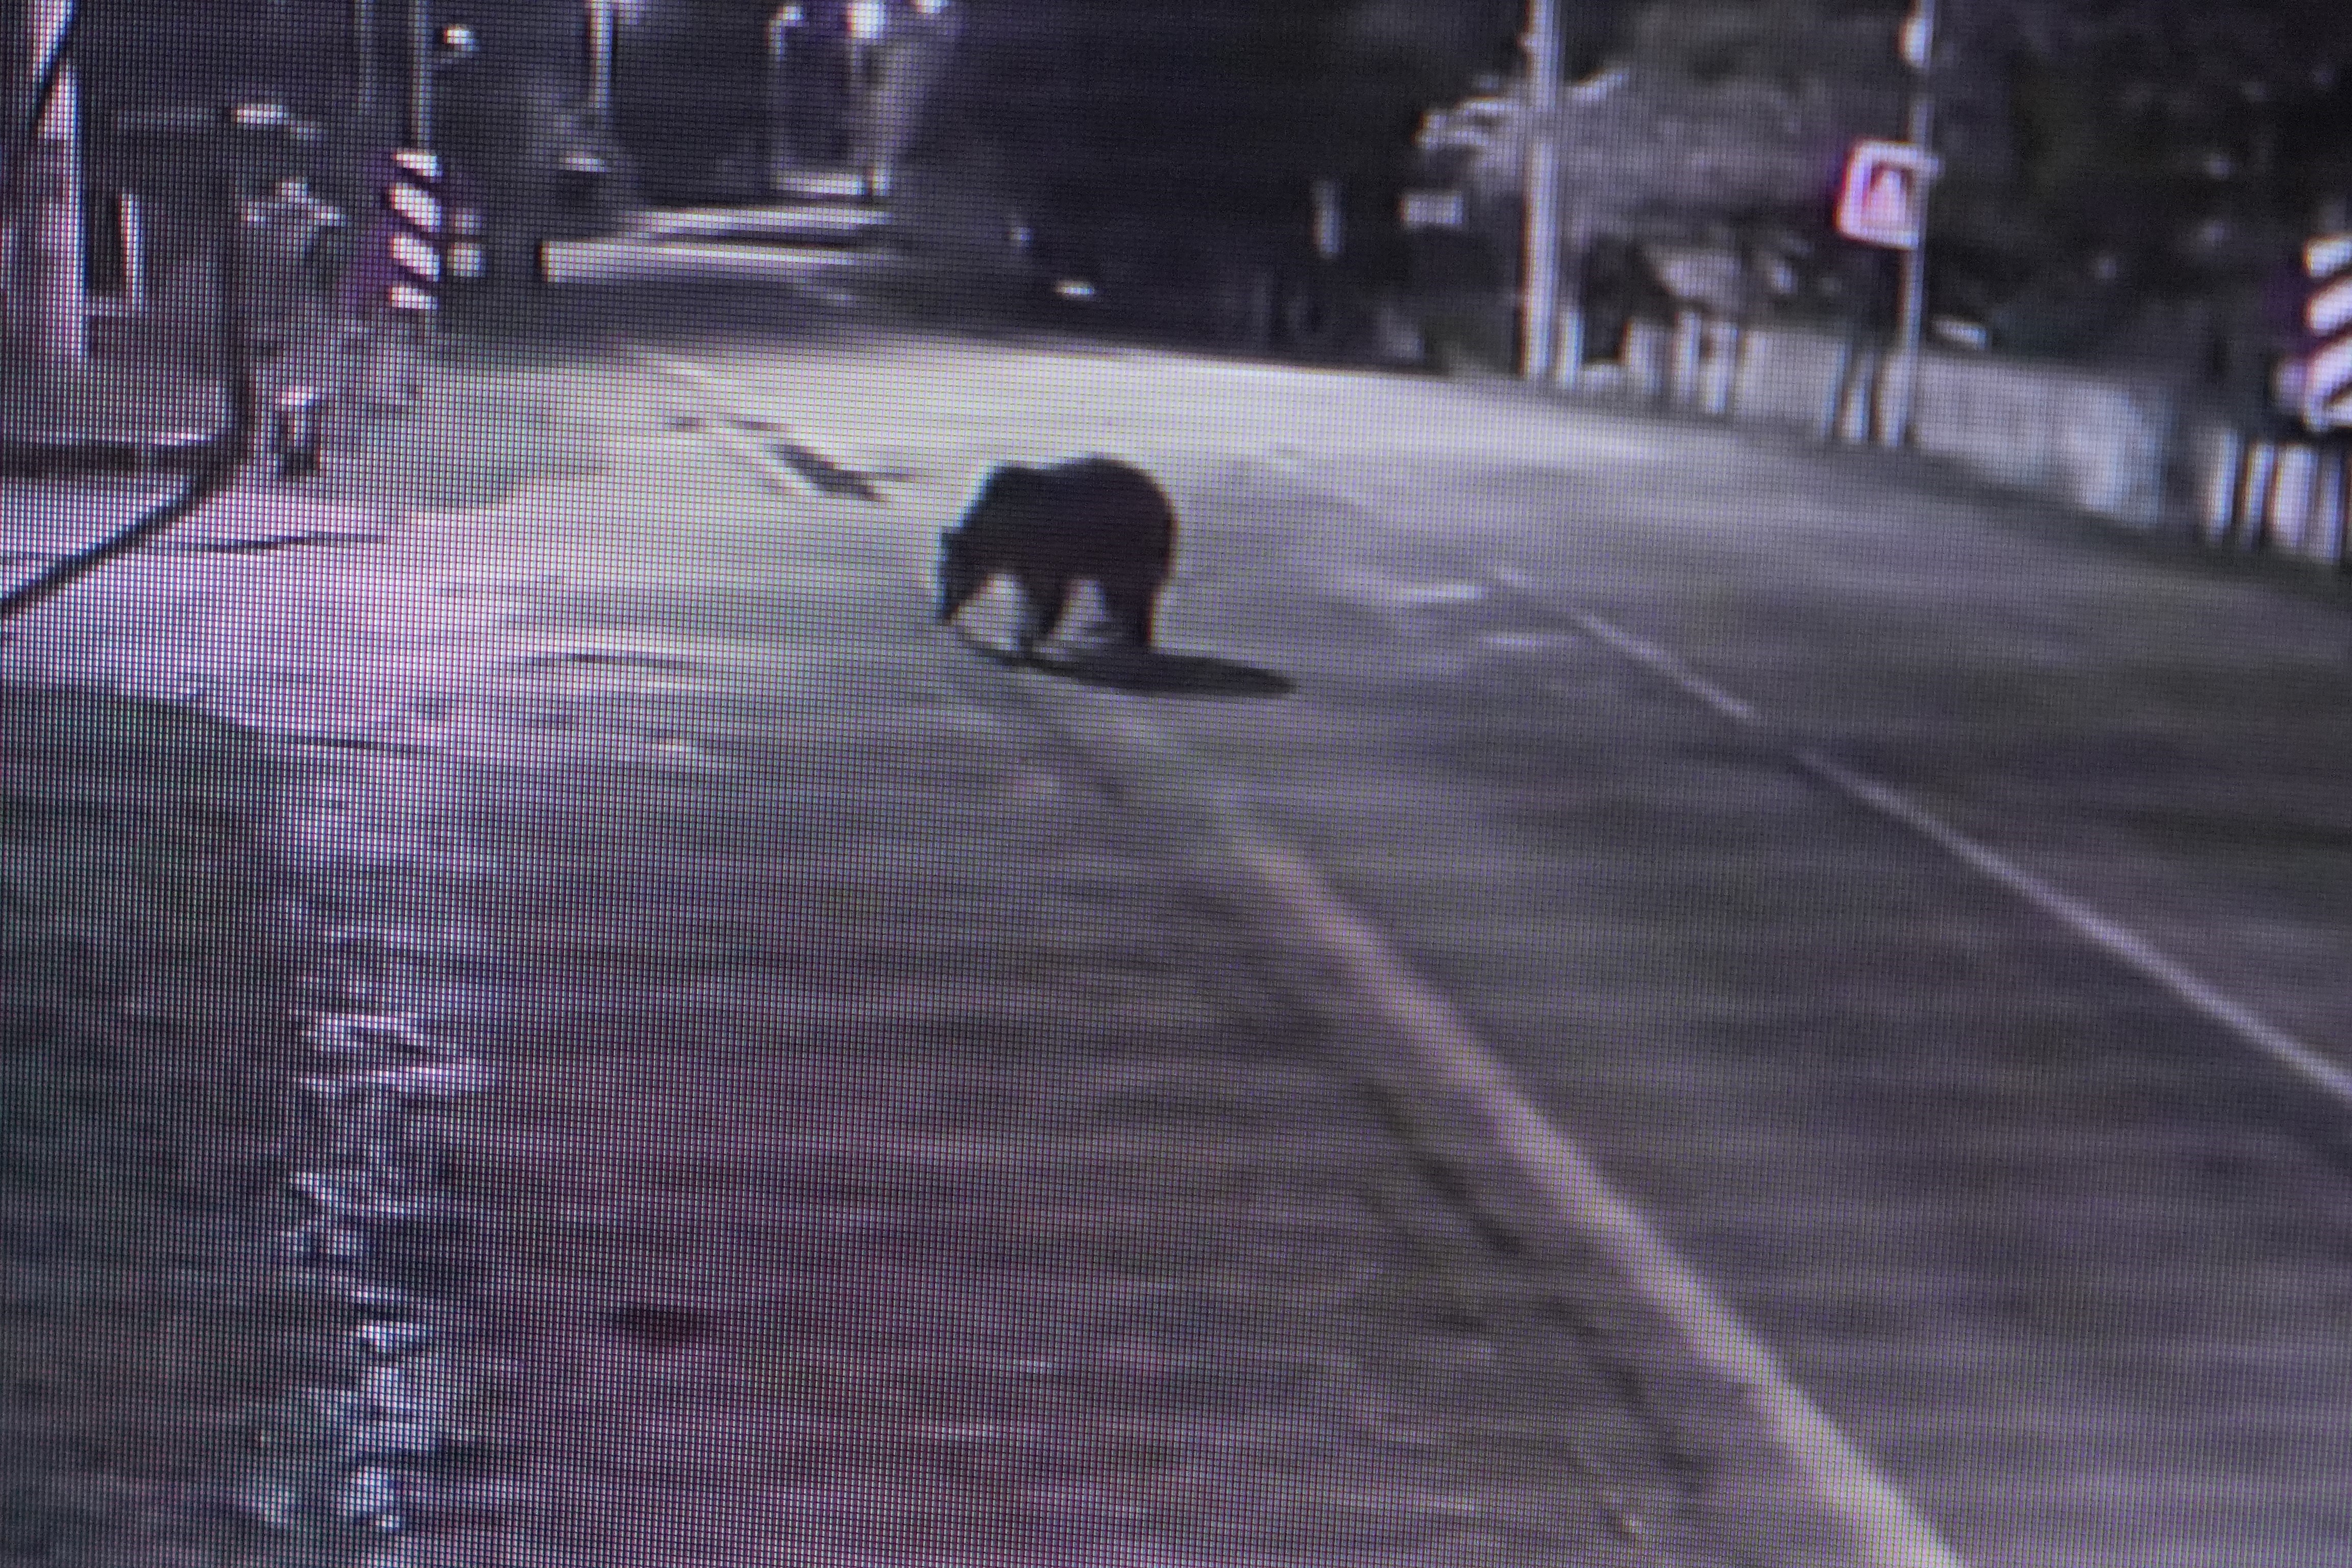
<box><xmin>633</xmin><ymin>302</ymin><xmax>2352</xmax><ymax>1568</ymax></box>
<box><xmin>11</xmin><ymin>262</ymin><xmax>2352</xmax><ymax>1568</ymax></box>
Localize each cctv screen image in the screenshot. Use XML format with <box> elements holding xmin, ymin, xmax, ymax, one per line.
<box><xmin>5</xmin><ymin>3</ymin><xmax>2352</xmax><ymax>1565</ymax></box>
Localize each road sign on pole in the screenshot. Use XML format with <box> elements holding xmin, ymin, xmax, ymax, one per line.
<box><xmin>1834</xmin><ymin>139</ymin><xmax>1937</xmax><ymax>251</ymax></box>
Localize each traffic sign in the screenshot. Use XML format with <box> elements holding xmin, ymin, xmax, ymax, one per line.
<box><xmin>1835</xmin><ymin>140</ymin><xmax>1938</xmax><ymax>251</ymax></box>
<box><xmin>2300</xmin><ymin>231</ymin><xmax>2352</xmax><ymax>432</ymax></box>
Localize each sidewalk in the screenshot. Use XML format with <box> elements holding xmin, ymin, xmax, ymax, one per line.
<box><xmin>2</xmin><ymin>475</ymin><xmax>154</xmax><ymax>600</ymax></box>
<box><xmin>1547</xmin><ymin>312</ymin><xmax>2352</xmax><ymax>563</ymax></box>
<box><xmin>0</xmin><ymin>354</ymin><xmax>240</xmax><ymax>607</ymax></box>
<box><xmin>0</xmin><ymin>313</ymin><xmax>498</xmax><ymax>605</ymax></box>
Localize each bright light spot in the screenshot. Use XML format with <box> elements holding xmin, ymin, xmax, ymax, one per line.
<box><xmin>1569</xmin><ymin>67</ymin><xmax>1626</xmax><ymax>104</ymax></box>
<box><xmin>1054</xmin><ymin>278</ymin><xmax>1096</xmax><ymax>301</ymax></box>
<box><xmin>1930</xmin><ymin>315</ymin><xmax>1989</xmax><ymax>351</ymax></box>
<box><xmin>848</xmin><ymin>0</ymin><xmax>886</xmax><ymax>40</ymax></box>
<box><xmin>914</xmin><ymin>0</ymin><xmax>950</xmax><ymax>13</ymax></box>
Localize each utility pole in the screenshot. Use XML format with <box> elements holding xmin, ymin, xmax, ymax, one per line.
<box><xmin>1520</xmin><ymin>0</ymin><xmax>1563</xmax><ymax>383</ymax></box>
<box><xmin>355</xmin><ymin>0</ymin><xmax>378</xmax><ymax>119</ymax></box>
<box><xmin>1879</xmin><ymin>0</ymin><xmax>1936</xmax><ymax>447</ymax></box>
<box><xmin>409</xmin><ymin>0</ymin><xmax>434</xmax><ymax>148</ymax></box>
<box><xmin>22</xmin><ymin>0</ymin><xmax>87</xmax><ymax>368</ymax></box>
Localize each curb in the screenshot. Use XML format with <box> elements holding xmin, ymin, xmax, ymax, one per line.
<box><xmin>0</xmin><ymin>423</ymin><xmax>234</xmax><ymax>481</ymax></box>
<box><xmin>0</xmin><ymin>459</ymin><xmax>236</xmax><ymax>620</ymax></box>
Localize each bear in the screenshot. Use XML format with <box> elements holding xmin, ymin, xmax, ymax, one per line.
<box><xmin>936</xmin><ymin>457</ymin><xmax>1178</xmax><ymax>659</ymax></box>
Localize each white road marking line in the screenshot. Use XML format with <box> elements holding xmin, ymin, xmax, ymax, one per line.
<box><xmin>1794</xmin><ymin>745</ymin><xmax>2352</xmax><ymax>1109</ymax></box>
<box><xmin>1276</xmin><ymin>454</ymin><xmax>2352</xmax><ymax>1114</ymax></box>
<box><xmin>634</xmin><ymin>350</ymin><xmax>796</xmax><ymax>493</ymax></box>
<box><xmin>1565</xmin><ymin>603</ymin><xmax>2352</xmax><ymax>1117</ymax></box>
<box><xmin>1090</xmin><ymin>705</ymin><xmax>1969</xmax><ymax>1568</ymax></box>
<box><xmin>1566</xmin><ymin>608</ymin><xmax>1763</xmax><ymax>728</ymax></box>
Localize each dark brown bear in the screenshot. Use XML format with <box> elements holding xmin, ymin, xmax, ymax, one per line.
<box><xmin>936</xmin><ymin>457</ymin><xmax>1178</xmax><ymax>658</ymax></box>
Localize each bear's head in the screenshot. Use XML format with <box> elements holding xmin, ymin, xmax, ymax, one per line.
<box><xmin>936</xmin><ymin>528</ymin><xmax>983</xmax><ymax>623</ymax></box>
<box><xmin>939</xmin><ymin>467</ymin><xmax>1048</xmax><ymax>622</ymax></box>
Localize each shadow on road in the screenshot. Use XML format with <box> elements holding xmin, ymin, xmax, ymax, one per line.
<box><xmin>1041</xmin><ymin>647</ymin><xmax>1294</xmax><ymax>698</ymax></box>
<box><xmin>955</xmin><ymin>629</ymin><xmax>1292</xmax><ymax>698</ymax></box>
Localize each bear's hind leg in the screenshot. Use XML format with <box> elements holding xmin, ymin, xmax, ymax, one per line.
<box><xmin>1099</xmin><ymin>573</ymin><xmax>1162</xmax><ymax>651</ymax></box>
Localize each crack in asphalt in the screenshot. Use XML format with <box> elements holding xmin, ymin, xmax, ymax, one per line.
<box><xmin>170</xmin><ymin>530</ymin><xmax>386</xmax><ymax>555</ymax></box>
<box><xmin>280</xmin><ymin>732</ymin><xmax>438</xmax><ymax>755</ymax></box>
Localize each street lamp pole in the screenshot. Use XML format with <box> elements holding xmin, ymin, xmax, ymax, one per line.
<box><xmin>1520</xmin><ymin>0</ymin><xmax>1563</xmax><ymax>382</ymax></box>
<box><xmin>1879</xmin><ymin>0</ymin><xmax>1937</xmax><ymax>446</ymax></box>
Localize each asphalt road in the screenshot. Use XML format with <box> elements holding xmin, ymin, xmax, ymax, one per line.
<box><xmin>632</xmin><ymin>299</ymin><xmax>2352</xmax><ymax>1568</ymax></box>
<box><xmin>12</xmin><ymin>262</ymin><xmax>2352</xmax><ymax>1568</ymax></box>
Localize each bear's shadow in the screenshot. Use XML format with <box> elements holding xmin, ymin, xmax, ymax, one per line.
<box><xmin>957</xmin><ymin>629</ymin><xmax>1293</xmax><ymax>699</ymax></box>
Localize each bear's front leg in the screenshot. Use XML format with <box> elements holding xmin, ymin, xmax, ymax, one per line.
<box><xmin>1014</xmin><ymin>575</ymin><xmax>1070</xmax><ymax>659</ymax></box>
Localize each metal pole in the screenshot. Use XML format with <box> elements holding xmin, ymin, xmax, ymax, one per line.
<box><xmin>1520</xmin><ymin>0</ymin><xmax>1563</xmax><ymax>382</ymax></box>
<box><xmin>590</xmin><ymin>0</ymin><xmax>617</xmax><ymax>124</ymax></box>
<box><xmin>355</xmin><ymin>0</ymin><xmax>377</xmax><ymax>116</ymax></box>
<box><xmin>24</xmin><ymin>0</ymin><xmax>86</xmax><ymax>366</ymax></box>
<box><xmin>409</xmin><ymin>0</ymin><xmax>433</xmax><ymax>148</ymax></box>
<box><xmin>1879</xmin><ymin>0</ymin><xmax>1935</xmax><ymax>447</ymax></box>
<box><xmin>212</xmin><ymin>127</ymin><xmax>256</xmax><ymax>470</ymax></box>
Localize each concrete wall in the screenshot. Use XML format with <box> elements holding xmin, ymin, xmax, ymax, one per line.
<box><xmin>1558</xmin><ymin>312</ymin><xmax>2350</xmax><ymax>566</ymax></box>
<box><xmin>1906</xmin><ymin>350</ymin><xmax>2179</xmax><ymax>526</ymax></box>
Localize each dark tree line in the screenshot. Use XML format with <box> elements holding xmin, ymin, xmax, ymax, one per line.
<box><xmin>912</xmin><ymin>0</ymin><xmax>1544</xmax><ymax>299</ymax></box>
<box><xmin>1402</xmin><ymin>0</ymin><xmax>2351</xmax><ymax>367</ymax></box>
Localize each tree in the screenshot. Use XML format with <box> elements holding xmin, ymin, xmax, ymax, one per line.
<box><xmin>928</xmin><ymin>0</ymin><xmax>1525</xmax><ymax>290</ymax></box>
<box><xmin>1412</xmin><ymin>0</ymin><xmax>2352</xmax><ymax>361</ymax></box>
